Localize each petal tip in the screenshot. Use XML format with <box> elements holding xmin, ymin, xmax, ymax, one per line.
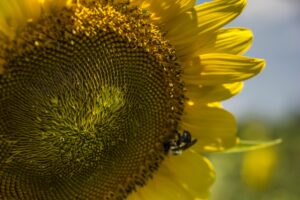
<box><xmin>254</xmin><ymin>58</ymin><xmax>266</xmax><ymax>73</ymax></box>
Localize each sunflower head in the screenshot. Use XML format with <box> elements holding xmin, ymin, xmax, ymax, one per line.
<box><xmin>0</xmin><ymin>0</ymin><xmax>265</xmax><ymax>199</ymax></box>
<box><xmin>0</xmin><ymin>1</ymin><xmax>185</xmax><ymax>198</ymax></box>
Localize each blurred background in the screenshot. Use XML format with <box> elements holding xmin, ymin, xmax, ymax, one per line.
<box><xmin>197</xmin><ymin>0</ymin><xmax>300</xmax><ymax>199</ymax></box>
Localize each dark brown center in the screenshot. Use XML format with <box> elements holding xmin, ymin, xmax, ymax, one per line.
<box><xmin>0</xmin><ymin>1</ymin><xmax>184</xmax><ymax>199</ymax></box>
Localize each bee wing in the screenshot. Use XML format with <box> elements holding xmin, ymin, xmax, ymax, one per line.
<box><xmin>172</xmin><ymin>139</ymin><xmax>197</xmax><ymax>151</ymax></box>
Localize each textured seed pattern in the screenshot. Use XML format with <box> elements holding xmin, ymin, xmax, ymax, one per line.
<box><xmin>0</xmin><ymin>1</ymin><xmax>184</xmax><ymax>199</ymax></box>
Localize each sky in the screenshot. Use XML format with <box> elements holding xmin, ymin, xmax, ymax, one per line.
<box><xmin>197</xmin><ymin>0</ymin><xmax>300</xmax><ymax>120</ymax></box>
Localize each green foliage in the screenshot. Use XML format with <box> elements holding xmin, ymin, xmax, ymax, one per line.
<box><xmin>209</xmin><ymin>113</ymin><xmax>300</xmax><ymax>200</ymax></box>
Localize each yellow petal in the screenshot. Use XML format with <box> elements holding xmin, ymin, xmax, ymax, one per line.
<box><xmin>132</xmin><ymin>0</ymin><xmax>195</xmax><ymax>23</ymax></box>
<box><xmin>42</xmin><ymin>0</ymin><xmax>72</xmax><ymax>10</ymax></box>
<box><xmin>197</xmin><ymin>28</ymin><xmax>253</xmax><ymax>55</ymax></box>
<box><xmin>0</xmin><ymin>0</ymin><xmax>43</xmax><ymax>38</ymax></box>
<box><xmin>129</xmin><ymin>151</ymin><xmax>214</xmax><ymax>200</ymax></box>
<box><xmin>164</xmin><ymin>10</ymin><xmax>199</xmax><ymax>48</ymax></box>
<box><xmin>207</xmin><ymin>101</ymin><xmax>223</xmax><ymax>108</ymax></box>
<box><xmin>166</xmin><ymin>0</ymin><xmax>246</xmax><ymax>57</ymax></box>
<box><xmin>0</xmin><ymin>1</ymin><xmax>22</xmax><ymax>36</ymax></box>
<box><xmin>128</xmin><ymin>165</ymin><xmax>193</xmax><ymax>200</ymax></box>
<box><xmin>194</xmin><ymin>0</ymin><xmax>246</xmax><ymax>35</ymax></box>
<box><xmin>183</xmin><ymin>54</ymin><xmax>265</xmax><ymax>85</ymax></box>
<box><xmin>165</xmin><ymin>150</ymin><xmax>215</xmax><ymax>199</ymax></box>
<box><xmin>181</xmin><ymin>103</ymin><xmax>237</xmax><ymax>152</ymax></box>
<box><xmin>186</xmin><ymin>82</ymin><xmax>243</xmax><ymax>103</ymax></box>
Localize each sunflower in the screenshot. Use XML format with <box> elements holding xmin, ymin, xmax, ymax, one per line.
<box><xmin>0</xmin><ymin>0</ymin><xmax>265</xmax><ymax>199</ymax></box>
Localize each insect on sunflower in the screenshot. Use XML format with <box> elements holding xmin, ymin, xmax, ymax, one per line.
<box><xmin>0</xmin><ymin>0</ymin><xmax>265</xmax><ymax>199</ymax></box>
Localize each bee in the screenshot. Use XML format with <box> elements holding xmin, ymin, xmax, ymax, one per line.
<box><xmin>163</xmin><ymin>130</ymin><xmax>197</xmax><ymax>155</ymax></box>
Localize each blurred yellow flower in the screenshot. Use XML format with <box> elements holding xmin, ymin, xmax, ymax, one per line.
<box><xmin>242</xmin><ymin>147</ymin><xmax>278</xmax><ymax>190</ymax></box>
<box><xmin>0</xmin><ymin>0</ymin><xmax>264</xmax><ymax>199</ymax></box>
<box><xmin>240</xmin><ymin>122</ymin><xmax>278</xmax><ymax>190</ymax></box>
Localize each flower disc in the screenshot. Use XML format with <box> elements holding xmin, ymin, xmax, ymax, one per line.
<box><xmin>0</xmin><ymin>2</ymin><xmax>183</xmax><ymax>199</ymax></box>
